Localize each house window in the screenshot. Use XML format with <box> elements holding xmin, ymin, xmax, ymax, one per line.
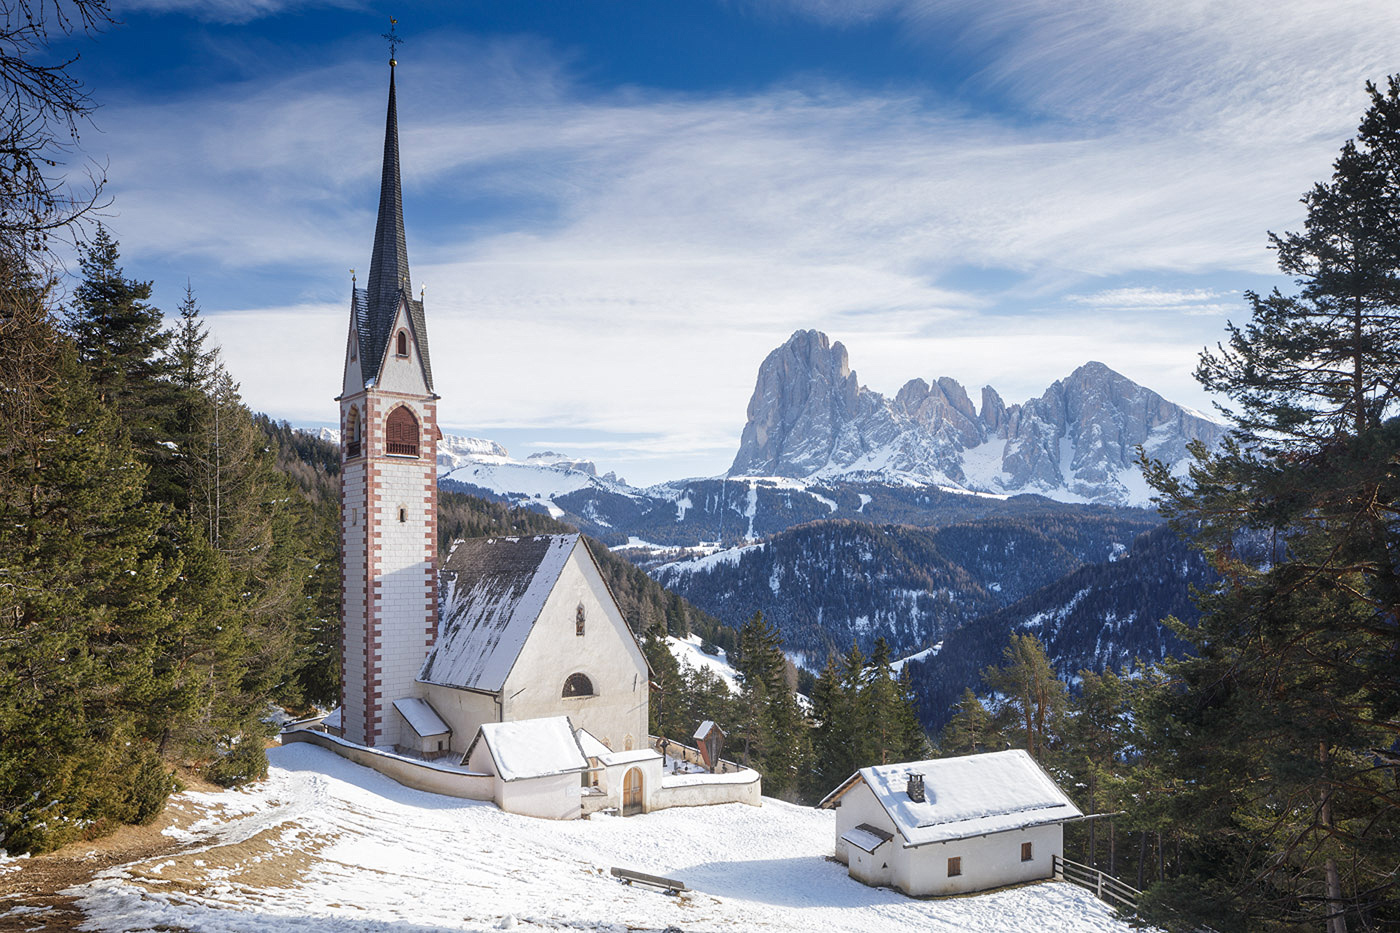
<box><xmin>576</xmin><ymin>603</ymin><xmax>585</xmax><ymax>636</ymax></box>
<box><xmin>563</xmin><ymin>673</ymin><xmax>594</xmax><ymax>697</ymax></box>
<box><xmin>386</xmin><ymin>407</ymin><xmax>419</xmax><ymax>456</ymax></box>
<box><xmin>1021</xmin><ymin>841</ymin><xmax>1033</xmax><ymax>862</ymax></box>
<box><xmin>396</xmin><ymin>330</ymin><xmax>409</xmax><ymax>356</ymax></box>
<box><xmin>947</xmin><ymin>856</ymin><xmax>962</xmax><ymax>877</ymax></box>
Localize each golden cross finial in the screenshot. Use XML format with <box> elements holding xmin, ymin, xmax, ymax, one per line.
<box><xmin>383</xmin><ymin>17</ymin><xmax>403</xmax><ymax>66</ymax></box>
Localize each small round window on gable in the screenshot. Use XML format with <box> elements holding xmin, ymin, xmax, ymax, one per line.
<box><xmin>563</xmin><ymin>673</ymin><xmax>594</xmax><ymax>697</ymax></box>
<box><xmin>576</xmin><ymin>603</ymin><xmax>585</xmax><ymax>636</ymax></box>
<box><xmin>396</xmin><ymin>330</ymin><xmax>409</xmax><ymax>357</ymax></box>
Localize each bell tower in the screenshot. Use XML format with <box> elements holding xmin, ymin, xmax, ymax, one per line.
<box><xmin>338</xmin><ymin>48</ymin><xmax>439</xmax><ymax>748</ymax></box>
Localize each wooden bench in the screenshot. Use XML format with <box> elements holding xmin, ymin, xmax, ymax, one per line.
<box><xmin>610</xmin><ymin>866</ymin><xmax>687</xmax><ymax>894</ymax></box>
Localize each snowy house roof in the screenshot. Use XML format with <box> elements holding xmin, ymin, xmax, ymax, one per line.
<box><xmin>818</xmin><ymin>749</ymin><xmax>1082</xmax><ymax>847</ymax></box>
<box><xmin>392</xmin><ymin>697</ymin><xmax>450</xmax><ymax>737</ymax></box>
<box><xmin>322</xmin><ymin>707</ymin><xmax>342</xmax><ymax>730</ymax></box>
<box><xmin>420</xmin><ymin>535</ymin><xmax>580</xmax><ymax>692</ymax></box>
<box><xmin>466</xmin><ymin>717</ymin><xmax>588</xmax><ymax>781</ymax></box>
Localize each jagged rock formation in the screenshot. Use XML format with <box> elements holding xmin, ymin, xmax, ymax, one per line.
<box><xmin>730</xmin><ymin>330</ymin><xmax>1224</xmax><ymax>505</ymax></box>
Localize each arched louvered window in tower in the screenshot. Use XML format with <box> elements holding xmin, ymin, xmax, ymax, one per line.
<box><xmin>386</xmin><ymin>406</ymin><xmax>419</xmax><ymax>457</ymax></box>
<box><xmin>346</xmin><ymin>406</ymin><xmax>362</xmax><ymax>459</ymax></box>
<box><xmin>396</xmin><ymin>330</ymin><xmax>409</xmax><ymax>357</ymax></box>
<box><xmin>562</xmin><ymin>673</ymin><xmax>594</xmax><ymax>697</ymax></box>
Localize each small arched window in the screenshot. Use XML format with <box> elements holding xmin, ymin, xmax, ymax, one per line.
<box><xmin>398</xmin><ymin>507</ymin><xmax>407</xmax><ymax>523</ymax></box>
<box><xmin>396</xmin><ymin>330</ymin><xmax>409</xmax><ymax>357</ymax></box>
<box><xmin>386</xmin><ymin>406</ymin><xmax>419</xmax><ymax>457</ymax></box>
<box><xmin>562</xmin><ymin>673</ymin><xmax>594</xmax><ymax>698</ymax></box>
<box><xmin>576</xmin><ymin>603</ymin><xmax>585</xmax><ymax>636</ymax></box>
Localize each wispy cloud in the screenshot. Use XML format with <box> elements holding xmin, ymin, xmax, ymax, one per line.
<box><xmin>115</xmin><ymin>0</ymin><xmax>359</xmax><ymax>25</ymax></box>
<box><xmin>89</xmin><ymin>8</ymin><xmax>1400</xmax><ymax>482</ymax></box>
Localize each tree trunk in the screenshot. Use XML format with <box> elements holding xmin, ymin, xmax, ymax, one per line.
<box><xmin>1320</xmin><ymin>740</ymin><xmax>1348</xmax><ymax>933</ymax></box>
<box><xmin>1088</xmin><ymin>780</ymin><xmax>1097</xmax><ymax>868</ymax></box>
<box><xmin>1109</xmin><ymin>819</ymin><xmax>1116</xmax><ymax>877</ymax></box>
<box><xmin>1137</xmin><ymin>832</ymin><xmax>1147</xmax><ymax>890</ymax></box>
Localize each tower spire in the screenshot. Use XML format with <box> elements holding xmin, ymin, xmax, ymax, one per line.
<box><xmin>365</xmin><ymin>60</ymin><xmax>409</xmax><ymax>342</ymax></box>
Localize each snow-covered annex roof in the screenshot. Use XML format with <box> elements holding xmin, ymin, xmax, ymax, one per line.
<box><xmin>393</xmin><ymin>697</ymin><xmax>450</xmax><ymax>737</ymax></box>
<box><xmin>420</xmin><ymin>534</ymin><xmax>580</xmax><ymax>692</ymax></box>
<box><xmin>819</xmin><ymin>749</ymin><xmax>1082</xmax><ymax>847</ymax></box>
<box><xmin>466</xmin><ymin>716</ymin><xmax>588</xmax><ymax>781</ymax></box>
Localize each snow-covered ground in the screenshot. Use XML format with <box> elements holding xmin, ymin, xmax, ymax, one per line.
<box><xmin>65</xmin><ymin>744</ymin><xmax>1143</xmax><ymax>933</ymax></box>
<box><xmin>667</xmin><ymin>633</ymin><xmax>742</xmax><ymax>692</ymax></box>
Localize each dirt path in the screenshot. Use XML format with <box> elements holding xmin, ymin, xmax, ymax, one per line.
<box><xmin>0</xmin><ymin>785</ymin><xmax>217</xmax><ymax>933</ymax></box>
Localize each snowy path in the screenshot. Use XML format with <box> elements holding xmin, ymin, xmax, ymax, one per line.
<box><xmin>68</xmin><ymin>744</ymin><xmax>1142</xmax><ymax>932</ymax></box>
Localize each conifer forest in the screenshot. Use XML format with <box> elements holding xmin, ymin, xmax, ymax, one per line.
<box><xmin>0</xmin><ymin>3</ymin><xmax>1398</xmax><ymax>931</ymax></box>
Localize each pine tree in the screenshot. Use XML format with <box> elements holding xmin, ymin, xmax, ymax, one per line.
<box><xmin>0</xmin><ymin>294</ymin><xmax>177</xmax><ymax>851</ymax></box>
<box><xmin>1140</xmin><ymin>78</ymin><xmax>1400</xmax><ymax>932</ymax></box>
<box><xmin>939</xmin><ymin>687</ymin><xmax>998</xmax><ymax>756</ymax></box>
<box><xmin>734</xmin><ymin>611</ymin><xmax>809</xmax><ymax>798</ymax></box>
<box><xmin>980</xmin><ymin>633</ymin><xmax>1065</xmax><ymax>761</ymax></box>
<box><xmin>806</xmin><ymin>654</ymin><xmax>855</xmax><ymax>797</ymax></box>
<box><xmin>62</xmin><ymin>226</ymin><xmax>173</xmax><ymax>463</ymax></box>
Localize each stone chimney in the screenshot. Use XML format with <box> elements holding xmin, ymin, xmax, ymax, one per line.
<box><xmin>907</xmin><ymin>772</ymin><xmax>925</xmax><ymax>803</ymax></box>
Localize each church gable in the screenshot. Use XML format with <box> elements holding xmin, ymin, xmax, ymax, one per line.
<box><xmin>421</xmin><ymin>535</ymin><xmax>577</xmax><ymax>693</ymax></box>
<box><xmin>373</xmin><ymin>300</ymin><xmax>431</xmax><ymax>395</ymax></box>
<box><xmin>501</xmin><ymin>541</ymin><xmax>650</xmax><ymax>750</ymax></box>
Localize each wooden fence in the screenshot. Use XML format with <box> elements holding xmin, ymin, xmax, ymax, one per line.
<box><xmin>1053</xmin><ymin>854</ymin><xmax>1143</xmax><ymax>913</ymax></box>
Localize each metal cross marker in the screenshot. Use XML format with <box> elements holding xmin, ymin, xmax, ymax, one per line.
<box><xmin>383</xmin><ymin>18</ymin><xmax>403</xmax><ymax>64</ymax></box>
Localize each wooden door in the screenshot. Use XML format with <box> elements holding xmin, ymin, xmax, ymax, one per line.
<box><xmin>622</xmin><ymin>767</ymin><xmax>643</xmax><ymax>816</ymax></box>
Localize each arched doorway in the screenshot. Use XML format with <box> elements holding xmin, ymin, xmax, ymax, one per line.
<box><xmin>622</xmin><ymin>767</ymin><xmax>643</xmax><ymax>816</ymax></box>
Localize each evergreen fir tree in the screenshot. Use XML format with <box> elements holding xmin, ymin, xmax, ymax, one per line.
<box><xmin>1140</xmin><ymin>77</ymin><xmax>1400</xmax><ymax>932</ymax></box>
<box><xmin>939</xmin><ymin>687</ymin><xmax>998</xmax><ymax>756</ymax></box>
<box><xmin>0</xmin><ymin>298</ymin><xmax>178</xmax><ymax>851</ymax></box>
<box><xmin>980</xmin><ymin>633</ymin><xmax>1064</xmax><ymax>761</ymax></box>
<box><xmin>62</xmin><ymin>226</ymin><xmax>174</xmax><ymax>469</ymax></box>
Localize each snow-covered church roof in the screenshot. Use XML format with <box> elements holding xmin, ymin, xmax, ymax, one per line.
<box><xmin>819</xmin><ymin>749</ymin><xmax>1082</xmax><ymax>847</ymax></box>
<box><xmin>419</xmin><ymin>534</ymin><xmax>580</xmax><ymax>693</ymax></box>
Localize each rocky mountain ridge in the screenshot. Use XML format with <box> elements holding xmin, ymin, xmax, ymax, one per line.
<box><xmin>730</xmin><ymin>330</ymin><xmax>1224</xmax><ymax>505</ymax></box>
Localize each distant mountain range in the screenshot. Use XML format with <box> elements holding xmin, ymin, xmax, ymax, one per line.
<box><xmin>731</xmin><ymin>330</ymin><xmax>1224</xmax><ymax>506</ymax></box>
<box><xmin>305</xmin><ymin>329</ymin><xmax>1224</xmax><ymax>728</ymax></box>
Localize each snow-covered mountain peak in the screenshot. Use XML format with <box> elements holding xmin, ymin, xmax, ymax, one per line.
<box><xmin>730</xmin><ymin>330</ymin><xmax>1223</xmax><ymax>506</ymax></box>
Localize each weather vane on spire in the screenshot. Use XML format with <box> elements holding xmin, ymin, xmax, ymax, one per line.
<box><xmin>383</xmin><ymin>17</ymin><xmax>403</xmax><ymax>66</ymax></box>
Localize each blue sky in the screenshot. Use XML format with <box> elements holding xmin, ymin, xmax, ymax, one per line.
<box><xmin>50</xmin><ymin>0</ymin><xmax>1400</xmax><ymax>485</ymax></box>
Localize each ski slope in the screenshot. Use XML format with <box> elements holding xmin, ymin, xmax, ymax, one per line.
<box><xmin>63</xmin><ymin>743</ymin><xmax>1144</xmax><ymax>933</ymax></box>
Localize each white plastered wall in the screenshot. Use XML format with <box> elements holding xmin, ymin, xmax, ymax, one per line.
<box><xmin>418</xmin><ymin>682</ymin><xmax>498</xmax><ymax>755</ymax></box>
<box><xmin>466</xmin><ymin>736</ymin><xmax>583</xmax><ymax>820</ymax></box>
<box><xmin>831</xmin><ymin>780</ymin><xmax>894</xmax><ymax>865</ymax></box>
<box><xmin>894</xmin><ymin>822</ymin><xmax>1064</xmax><ymax>897</ymax></box>
<box><xmin>501</xmin><ymin>546</ymin><xmax>649</xmax><ymax>751</ymax></box>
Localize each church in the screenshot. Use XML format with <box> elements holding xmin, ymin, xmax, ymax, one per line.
<box><xmin>287</xmin><ymin>49</ymin><xmax>760</xmax><ymax>819</ymax></box>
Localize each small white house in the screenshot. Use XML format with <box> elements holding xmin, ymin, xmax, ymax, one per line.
<box><xmin>464</xmin><ymin>717</ymin><xmax>590</xmax><ymax>820</ymax></box>
<box><xmin>818</xmin><ymin>749</ymin><xmax>1083</xmax><ymax>897</ymax></box>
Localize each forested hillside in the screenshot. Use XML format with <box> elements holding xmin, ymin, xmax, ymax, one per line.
<box><xmin>906</xmin><ymin>523</ymin><xmax>1212</xmax><ymax>732</ymax></box>
<box><xmin>651</xmin><ymin>511</ymin><xmax>1159</xmax><ymax>663</ymax></box>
